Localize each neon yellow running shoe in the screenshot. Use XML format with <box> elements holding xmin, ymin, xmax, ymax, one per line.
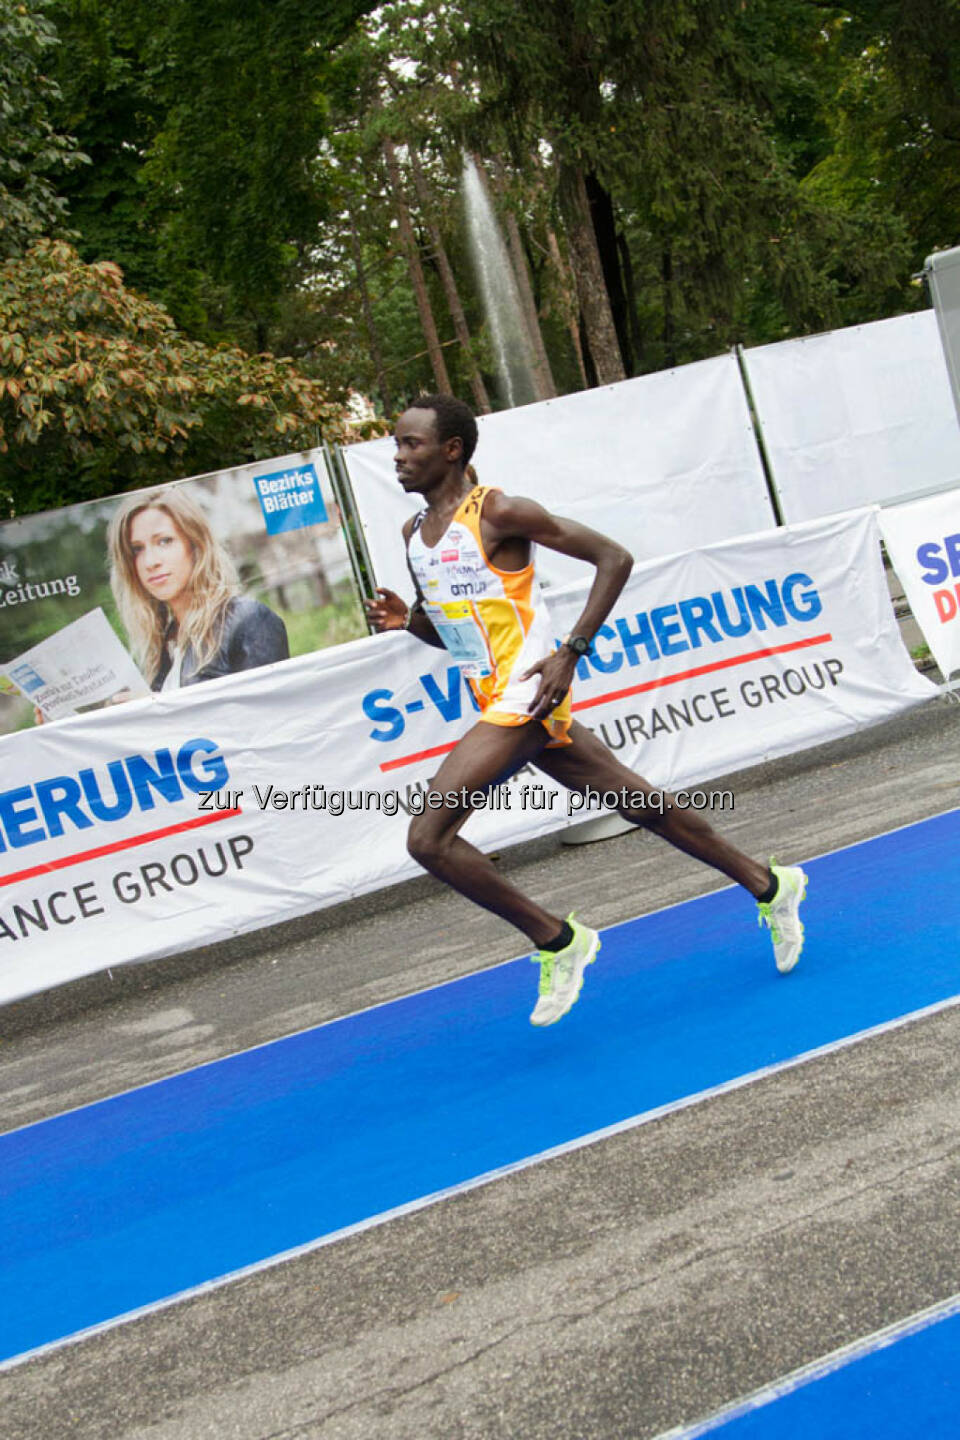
<box><xmin>529</xmin><ymin>914</ymin><xmax>601</xmax><ymax>1026</ymax></box>
<box><xmin>757</xmin><ymin>861</ymin><xmax>808</xmax><ymax>974</ymax></box>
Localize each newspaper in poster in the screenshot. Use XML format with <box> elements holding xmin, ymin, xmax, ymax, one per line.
<box><xmin>1</xmin><ymin>608</ymin><xmax>150</xmax><ymax>721</ymax></box>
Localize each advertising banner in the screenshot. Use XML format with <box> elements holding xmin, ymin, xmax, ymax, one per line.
<box><xmin>0</xmin><ymin>449</ymin><xmax>365</xmax><ymax>737</ymax></box>
<box><xmin>343</xmin><ymin>353</ymin><xmax>775</xmax><ymax>598</ymax></box>
<box><xmin>0</xmin><ymin>509</ymin><xmax>934</xmax><ymax>1007</ymax></box>
<box><xmin>880</xmin><ymin>488</ymin><xmax>960</xmax><ymax>679</ymax></box>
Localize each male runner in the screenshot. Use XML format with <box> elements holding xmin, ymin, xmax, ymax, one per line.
<box><xmin>366</xmin><ymin>394</ymin><xmax>807</xmax><ymax>1026</ymax></box>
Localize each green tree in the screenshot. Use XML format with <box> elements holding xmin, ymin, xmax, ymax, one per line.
<box><xmin>0</xmin><ymin>239</ymin><xmax>366</xmax><ymax>516</ymax></box>
<box><xmin>47</xmin><ymin>0</ymin><xmax>379</xmax><ymax>351</ymax></box>
<box><xmin>45</xmin><ymin>0</ymin><xmax>167</xmax><ymax>299</ymax></box>
<box><xmin>805</xmin><ymin>1</ymin><xmax>960</xmax><ymax>268</ymax></box>
<box><xmin>0</xmin><ymin>0</ymin><xmax>87</xmax><ymax>258</ymax></box>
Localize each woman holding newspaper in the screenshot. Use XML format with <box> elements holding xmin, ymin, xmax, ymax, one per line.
<box><xmin>108</xmin><ymin>487</ymin><xmax>289</xmax><ymax>691</ymax></box>
<box><xmin>27</xmin><ymin>487</ymin><xmax>289</xmax><ymax>725</ymax></box>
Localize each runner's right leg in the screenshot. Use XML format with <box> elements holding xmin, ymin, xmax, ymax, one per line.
<box><xmin>407</xmin><ymin>718</ymin><xmax>601</xmax><ymax>1024</ymax></box>
<box><xmin>405</xmin><ymin>718</ymin><xmax>563</xmax><ymax>947</ymax></box>
<box><xmin>535</xmin><ymin>721</ymin><xmax>807</xmax><ymax>972</ymax></box>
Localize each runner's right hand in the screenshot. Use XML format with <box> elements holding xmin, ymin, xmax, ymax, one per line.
<box><xmin>364</xmin><ymin>588</ymin><xmax>409</xmax><ymax>632</ymax></box>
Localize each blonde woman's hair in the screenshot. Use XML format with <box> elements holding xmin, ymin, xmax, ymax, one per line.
<box><xmin>108</xmin><ymin>487</ymin><xmax>239</xmax><ymax>683</ymax></box>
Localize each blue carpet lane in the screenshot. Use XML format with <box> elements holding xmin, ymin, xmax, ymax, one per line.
<box><xmin>1</xmin><ymin>809</ymin><xmax>958</xmax><ymax>1365</ymax></box>
<box><xmin>676</xmin><ymin>1302</ymin><xmax>960</xmax><ymax>1438</ymax></box>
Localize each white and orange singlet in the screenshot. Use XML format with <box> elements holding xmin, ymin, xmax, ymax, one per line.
<box><xmin>406</xmin><ymin>485</ymin><xmax>572</xmax><ymax>745</ymax></box>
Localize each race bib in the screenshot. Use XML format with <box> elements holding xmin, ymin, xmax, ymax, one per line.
<box><xmin>424</xmin><ymin>601</ymin><xmax>492</xmax><ymax>677</ymax></box>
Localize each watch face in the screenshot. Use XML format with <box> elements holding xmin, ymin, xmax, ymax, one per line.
<box><xmin>567</xmin><ymin>635</ymin><xmax>590</xmax><ymax>656</ymax></box>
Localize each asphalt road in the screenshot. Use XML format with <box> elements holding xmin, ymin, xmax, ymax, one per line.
<box><xmin>1</xmin><ymin>692</ymin><xmax>959</xmax><ymax>1440</ymax></box>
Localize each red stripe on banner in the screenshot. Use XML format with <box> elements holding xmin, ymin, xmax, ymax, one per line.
<box><xmin>570</xmin><ymin>632</ymin><xmax>834</xmax><ymax>713</ymax></box>
<box><xmin>378</xmin><ymin>633</ymin><xmax>835</xmax><ymax>772</ymax></box>
<box><xmin>0</xmin><ymin>809</ymin><xmax>243</xmax><ymax>889</ymax></box>
<box><xmin>379</xmin><ymin>740</ymin><xmax>460</xmax><ymax>774</ymax></box>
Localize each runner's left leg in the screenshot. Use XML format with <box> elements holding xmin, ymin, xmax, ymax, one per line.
<box><xmin>405</xmin><ymin>719</ymin><xmax>565</xmax><ymax>947</ymax></box>
<box><xmin>535</xmin><ymin>720</ymin><xmax>772</xmax><ymax>897</ymax></box>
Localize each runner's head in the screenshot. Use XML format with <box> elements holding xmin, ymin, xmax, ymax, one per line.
<box><xmin>395</xmin><ymin>395</ymin><xmax>478</xmax><ymax>493</ymax></box>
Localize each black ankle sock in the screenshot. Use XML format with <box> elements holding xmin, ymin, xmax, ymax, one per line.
<box><xmin>541</xmin><ymin>920</ymin><xmax>574</xmax><ymax>953</ymax></box>
<box><xmin>757</xmin><ymin>870</ymin><xmax>778</xmax><ymax>904</ymax></box>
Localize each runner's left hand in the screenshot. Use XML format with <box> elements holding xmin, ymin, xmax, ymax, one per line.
<box><xmin>521</xmin><ymin>648</ymin><xmax>578</xmax><ymax>721</ymax></box>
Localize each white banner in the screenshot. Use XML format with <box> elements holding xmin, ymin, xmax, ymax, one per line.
<box><xmin>742</xmin><ymin>310</ymin><xmax>960</xmax><ymax>523</ymax></box>
<box><xmin>343</xmin><ymin>353</ymin><xmax>775</xmax><ymax>599</ymax></box>
<box><xmin>880</xmin><ymin>488</ymin><xmax>960</xmax><ymax>680</ymax></box>
<box><xmin>0</xmin><ymin>510</ymin><xmax>933</xmax><ymax>1006</ymax></box>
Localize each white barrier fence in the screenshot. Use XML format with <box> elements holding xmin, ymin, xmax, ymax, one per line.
<box><xmin>342</xmin><ymin>353</ymin><xmax>775</xmax><ymax>599</ymax></box>
<box><xmin>0</xmin><ymin>509</ymin><xmax>935</xmax><ymax>1007</ymax></box>
<box><xmin>741</xmin><ymin>310</ymin><xmax>960</xmax><ymax>523</ymax></box>
<box><xmin>342</xmin><ymin>308</ymin><xmax>960</xmax><ymax>598</ymax></box>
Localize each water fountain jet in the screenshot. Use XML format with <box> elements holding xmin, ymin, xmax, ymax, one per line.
<box><xmin>461</xmin><ymin>154</ymin><xmax>539</xmax><ymax>409</ymax></box>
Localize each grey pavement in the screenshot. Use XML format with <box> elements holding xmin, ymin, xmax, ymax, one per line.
<box><xmin>1</xmin><ymin>692</ymin><xmax>959</xmax><ymax>1439</ymax></box>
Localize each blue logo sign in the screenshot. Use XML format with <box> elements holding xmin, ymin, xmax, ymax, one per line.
<box><xmin>9</xmin><ymin>661</ymin><xmax>45</xmax><ymax>694</ymax></box>
<box><xmin>253</xmin><ymin>463</ymin><xmax>329</xmax><ymax>535</ymax></box>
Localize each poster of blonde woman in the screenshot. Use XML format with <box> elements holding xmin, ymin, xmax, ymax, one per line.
<box><xmin>109</xmin><ymin>488</ymin><xmax>289</xmax><ymax>691</ymax></box>
<box><xmin>0</xmin><ymin>450</ymin><xmax>365</xmax><ymax>735</ymax></box>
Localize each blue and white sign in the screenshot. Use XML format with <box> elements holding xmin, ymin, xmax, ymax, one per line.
<box><xmin>0</xmin><ymin>509</ymin><xmax>935</xmax><ymax>1007</ymax></box>
<box><xmin>880</xmin><ymin>487</ymin><xmax>960</xmax><ymax>680</ymax></box>
<box><xmin>253</xmin><ymin>463</ymin><xmax>329</xmax><ymax>535</ymax></box>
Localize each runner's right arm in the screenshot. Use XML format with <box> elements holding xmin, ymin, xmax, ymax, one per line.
<box><xmin>364</xmin><ymin>587</ymin><xmax>445</xmax><ymax>648</ymax></box>
<box><xmin>364</xmin><ymin>515</ymin><xmax>446</xmax><ymax>648</ymax></box>
<box><xmin>405</xmin><ymin>598</ymin><xmax>445</xmax><ymax>648</ymax></box>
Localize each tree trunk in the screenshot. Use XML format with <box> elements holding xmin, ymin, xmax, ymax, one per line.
<box><xmin>349</xmin><ymin>214</ymin><xmax>393</xmax><ymax>414</ymax></box>
<box><xmin>584</xmin><ymin>171</ymin><xmax>634</xmax><ymax>376</ymax></box>
<box><xmin>382</xmin><ymin>136</ymin><xmax>451</xmax><ymax>393</ymax></box>
<box><xmin>662</xmin><ymin>246</ymin><xmax>676</xmax><ymax>370</ymax></box>
<box><xmin>547</xmin><ymin>226</ymin><xmax>589</xmax><ymax>390</ymax></box>
<box><xmin>409</xmin><ymin>146</ymin><xmax>491</xmax><ymax>414</ymax></box>
<box><xmin>617</xmin><ymin>232</ymin><xmax>646</xmax><ymax>374</ymax></box>
<box><xmin>558</xmin><ymin>163</ymin><xmax>626</xmax><ymax>387</ymax></box>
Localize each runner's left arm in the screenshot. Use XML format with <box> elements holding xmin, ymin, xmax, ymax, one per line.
<box><xmin>483</xmin><ymin>492</ymin><xmax>634</xmax><ymax>721</ymax></box>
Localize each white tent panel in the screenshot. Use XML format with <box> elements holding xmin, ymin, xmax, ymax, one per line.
<box><xmin>742</xmin><ymin>310</ymin><xmax>960</xmax><ymax>524</ymax></box>
<box><xmin>342</xmin><ymin>354</ymin><xmax>774</xmax><ymax>601</ymax></box>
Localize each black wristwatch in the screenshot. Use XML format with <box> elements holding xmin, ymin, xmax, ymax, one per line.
<box><xmin>564</xmin><ymin>634</ymin><xmax>592</xmax><ymax>658</ymax></box>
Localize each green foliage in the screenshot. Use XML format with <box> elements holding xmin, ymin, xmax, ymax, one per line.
<box><xmin>808</xmin><ymin>2</ymin><xmax>960</xmax><ymax>267</ymax></box>
<box><xmin>0</xmin><ymin>0</ymin><xmax>87</xmax><ymax>258</ymax></box>
<box><xmin>137</xmin><ymin>0</ymin><xmax>376</xmax><ymax>345</ymax></box>
<box><xmin>0</xmin><ymin>240</ymin><xmax>370</xmax><ymax>516</ymax></box>
<box><xmin>279</xmin><ymin>581</ymin><xmax>367</xmax><ymax>655</ymax></box>
<box><xmin>45</xmin><ymin>1</ymin><xmax>166</xmax><ymax>296</ymax></box>
<box><xmin>46</xmin><ymin>0</ymin><xmax>378</xmax><ymax>350</ymax></box>
<box><xmin>4</xmin><ymin>0</ymin><xmax>953</xmax><ymax>447</ymax></box>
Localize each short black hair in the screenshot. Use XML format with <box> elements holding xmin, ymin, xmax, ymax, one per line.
<box><xmin>409</xmin><ymin>393</ymin><xmax>478</xmax><ymax>466</ymax></box>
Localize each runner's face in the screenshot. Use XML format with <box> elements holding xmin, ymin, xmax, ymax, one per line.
<box><xmin>394</xmin><ymin>409</ymin><xmax>458</xmax><ymax>493</ymax></box>
<box><xmin>129</xmin><ymin>508</ymin><xmax>195</xmax><ymax>606</ymax></box>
